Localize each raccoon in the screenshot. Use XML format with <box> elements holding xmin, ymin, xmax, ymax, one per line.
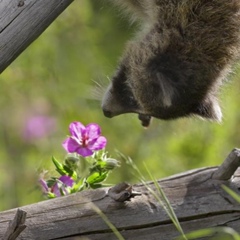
<box><xmin>102</xmin><ymin>0</ymin><xmax>240</xmax><ymax>127</ymax></box>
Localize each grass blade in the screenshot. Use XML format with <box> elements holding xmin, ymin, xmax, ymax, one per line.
<box><xmin>91</xmin><ymin>203</ymin><xmax>125</xmax><ymax>240</ymax></box>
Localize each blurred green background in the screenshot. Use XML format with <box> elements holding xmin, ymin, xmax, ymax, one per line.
<box><xmin>0</xmin><ymin>0</ymin><xmax>240</xmax><ymax>211</ymax></box>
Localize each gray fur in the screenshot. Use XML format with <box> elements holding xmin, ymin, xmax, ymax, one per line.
<box><xmin>102</xmin><ymin>0</ymin><xmax>240</xmax><ymax>126</ymax></box>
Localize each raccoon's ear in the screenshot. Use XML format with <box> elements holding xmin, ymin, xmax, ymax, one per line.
<box><xmin>193</xmin><ymin>97</ymin><xmax>222</xmax><ymax>122</ymax></box>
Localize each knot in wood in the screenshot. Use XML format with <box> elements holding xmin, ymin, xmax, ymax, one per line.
<box><xmin>108</xmin><ymin>182</ymin><xmax>141</xmax><ymax>202</ymax></box>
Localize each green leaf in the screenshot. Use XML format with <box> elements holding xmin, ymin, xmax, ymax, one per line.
<box><xmin>52</xmin><ymin>156</ymin><xmax>78</xmax><ymax>180</ymax></box>
<box><xmin>86</xmin><ymin>171</ymin><xmax>108</xmax><ymax>185</ymax></box>
<box><xmin>52</xmin><ymin>156</ymin><xmax>68</xmax><ymax>176</ymax></box>
<box><xmin>47</xmin><ymin>192</ymin><xmax>56</xmax><ymax>198</ymax></box>
<box><xmin>63</xmin><ymin>164</ymin><xmax>78</xmax><ymax>181</ymax></box>
<box><xmin>46</xmin><ymin>178</ymin><xmax>57</xmax><ymax>188</ymax></box>
<box><xmin>90</xmin><ymin>159</ymin><xmax>119</xmax><ymax>174</ymax></box>
<box><xmin>71</xmin><ymin>179</ymin><xmax>85</xmax><ymax>193</ymax></box>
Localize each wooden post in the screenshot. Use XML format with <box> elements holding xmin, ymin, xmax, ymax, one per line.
<box><xmin>0</xmin><ymin>0</ymin><xmax>73</xmax><ymax>73</ymax></box>
<box><xmin>2</xmin><ymin>209</ymin><xmax>26</xmax><ymax>240</ymax></box>
<box><xmin>0</xmin><ymin>149</ymin><xmax>239</xmax><ymax>240</ymax></box>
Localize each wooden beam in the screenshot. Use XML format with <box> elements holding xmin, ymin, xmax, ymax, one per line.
<box><xmin>0</xmin><ymin>0</ymin><xmax>74</xmax><ymax>73</ymax></box>
<box><xmin>0</xmin><ymin>149</ymin><xmax>239</xmax><ymax>239</ymax></box>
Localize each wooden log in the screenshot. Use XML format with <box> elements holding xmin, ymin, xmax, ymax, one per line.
<box><xmin>0</xmin><ymin>0</ymin><xmax>73</xmax><ymax>74</ymax></box>
<box><xmin>0</xmin><ymin>149</ymin><xmax>240</xmax><ymax>240</ymax></box>
<box><xmin>2</xmin><ymin>209</ymin><xmax>27</xmax><ymax>240</ymax></box>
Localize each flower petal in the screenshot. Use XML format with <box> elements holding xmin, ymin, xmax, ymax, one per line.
<box><xmin>52</xmin><ymin>176</ymin><xmax>74</xmax><ymax>197</ymax></box>
<box><xmin>52</xmin><ymin>182</ymin><xmax>61</xmax><ymax>197</ymax></box>
<box><xmin>88</xmin><ymin>136</ymin><xmax>107</xmax><ymax>151</ymax></box>
<box><xmin>69</xmin><ymin>121</ymin><xmax>85</xmax><ymax>139</ymax></box>
<box><xmin>76</xmin><ymin>147</ymin><xmax>93</xmax><ymax>157</ymax></box>
<box><xmin>85</xmin><ymin>123</ymin><xmax>101</xmax><ymax>140</ymax></box>
<box><xmin>59</xmin><ymin>175</ymin><xmax>74</xmax><ymax>187</ymax></box>
<box><xmin>39</xmin><ymin>179</ymin><xmax>48</xmax><ymax>193</ymax></box>
<box><xmin>62</xmin><ymin>137</ymin><xmax>80</xmax><ymax>153</ymax></box>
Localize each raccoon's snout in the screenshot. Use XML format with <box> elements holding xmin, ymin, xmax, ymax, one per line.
<box><xmin>102</xmin><ymin>80</ymin><xmax>141</xmax><ymax>118</ymax></box>
<box><xmin>101</xmin><ymin>87</ymin><xmax>124</xmax><ymax>118</ymax></box>
<box><xmin>102</xmin><ymin>109</ymin><xmax>113</xmax><ymax>118</ymax></box>
<box><xmin>101</xmin><ymin>92</ymin><xmax>131</xmax><ymax>118</ymax></box>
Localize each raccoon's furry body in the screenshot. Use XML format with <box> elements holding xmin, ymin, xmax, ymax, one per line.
<box><xmin>102</xmin><ymin>0</ymin><xmax>240</xmax><ymax>126</ymax></box>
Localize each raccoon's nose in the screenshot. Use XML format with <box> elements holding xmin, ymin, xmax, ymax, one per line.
<box><xmin>103</xmin><ymin>109</ymin><xmax>113</xmax><ymax>118</ymax></box>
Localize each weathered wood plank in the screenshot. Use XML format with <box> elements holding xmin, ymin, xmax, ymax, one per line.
<box><xmin>0</xmin><ymin>0</ymin><xmax>74</xmax><ymax>73</ymax></box>
<box><xmin>0</xmin><ymin>165</ymin><xmax>239</xmax><ymax>239</ymax></box>
<box><xmin>77</xmin><ymin>213</ymin><xmax>240</xmax><ymax>240</ymax></box>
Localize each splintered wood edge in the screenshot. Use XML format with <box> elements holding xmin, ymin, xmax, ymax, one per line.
<box><xmin>212</xmin><ymin>148</ymin><xmax>240</xmax><ymax>180</ymax></box>
<box><xmin>3</xmin><ymin>209</ymin><xmax>27</xmax><ymax>240</ymax></box>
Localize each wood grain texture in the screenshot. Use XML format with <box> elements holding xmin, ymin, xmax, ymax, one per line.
<box><xmin>0</xmin><ymin>0</ymin><xmax>73</xmax><ymax>73</ymax></box>
<box><xmin>0</xmin><ymin>166</ymin><xmax>239</xmax><ymax>240</ymax></box>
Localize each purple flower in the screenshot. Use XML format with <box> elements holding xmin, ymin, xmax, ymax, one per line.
<box><xmin>39</xmin><ymin>175</ymin><xmax>74</xmax><ymax>197</ymax></box>
<box><xmin>62</xmin><ymin>121</ymin><xmax>107</xmax><ymax>157</ymax></box>
<box><xmin>23</xmin><ymin>115</ymin><xmax>56</xmax><ymax>142</ymax></box>
<box><xmin>39</xmin><ymin>178</ymin><xmax>49</xmax><ymax>194</ymax></box>
<box><xmin>51</xmin><ymin>175</ymin><xmax>74</xmax><ymax>197</ymax></box>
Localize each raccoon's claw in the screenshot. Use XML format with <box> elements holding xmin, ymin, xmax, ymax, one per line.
<box><xmin>138</xmin><ymin>114</ymin><xmax>152</xmax><ymax>127</ymax></box>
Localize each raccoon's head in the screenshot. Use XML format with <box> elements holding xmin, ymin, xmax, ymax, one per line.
<box><xmin>102</xmin><ymin>53</ymin><xmax>222</xmax><ymax>127</ymax></box>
